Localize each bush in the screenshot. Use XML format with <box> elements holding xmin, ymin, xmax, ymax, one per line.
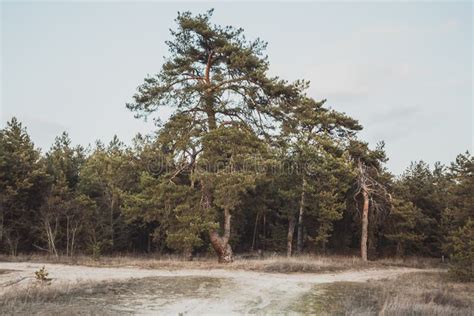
<box><xmin>34</xmin><ymin>266</ymin><xmax>51</xmax><ymax>282</ymax></box>
<box><xmin>448</xmin><ymin>220</ymin><xmax>474</xmax><ymax>282</ymax></box>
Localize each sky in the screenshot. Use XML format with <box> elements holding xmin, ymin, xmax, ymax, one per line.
<box><xmin>1</xmin><ymin>1</ymin><xmax>472</xmax><ymax>174</ymax></box>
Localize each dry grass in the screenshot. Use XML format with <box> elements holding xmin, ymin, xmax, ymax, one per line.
<box><xmin>293</xmin><ymin>272</ymin><xmax>474</xmax><ymax>315</ymax></box>
<box><xmin>377</xmin><ymin>256</ymin><xmax>446</xmax><ymax>269</ymax></box>
<box><xmin>233</xmin><ymin>255</ymin><xmax>371</xmax><ymax>273</ymax></box>
<box><xmin>355</xmin><ymin>272</ymin><xmax>474</xmax><ymax>315</ymax></box>
<box><xmin>0</xmin><ymin>276</ymin><xmax>224</xmax><ymax>315</ymax></box>
<box><xmin>0</xmin><ymin>281</ymin><xmax>112</xmax><ymax>315</ymax></box>
<box><xmin>0</xmin><ymin>253</ymin><xmax>443</xmax><ymax>274</ymax></box>
<box><xmin>2</xmin><ymin>270</ymin><xmax>470</xmax><ymax>315</ymax></box>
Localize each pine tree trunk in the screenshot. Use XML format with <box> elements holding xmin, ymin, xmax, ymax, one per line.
<box><xmin>202</xmin><ymin>93</ymin><xmax>234</xmax><ymax>263</ymax></box>
<box><xmin>361</xmin><ymin>189</ymin><xmax>369</xmax><ymax>261</ymax></box>
<box><xmin>205</xmin><ymin>92</ymin><xmax>217</xmax><ymax>131</ymax></box>
<box><xmin>209</xmin><ymin>207</ymin><xmax>234</xmax><ymax>263</ymax></box>
<box><xmin>209</xmin><ymin>231</ymin><xmax>233</xmax><ymax>263</ymax></box>
<box><xmin>297</xmin><ymin>177</ymin><xmax>306</xmax><ymax>254</ymax></box>
<box><xmin>287</xmin><ymin>216</ymin><xmax>296</xmax><ymax>257</ymax></box>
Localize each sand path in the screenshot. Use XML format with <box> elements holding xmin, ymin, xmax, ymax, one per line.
<box><xmin>0</xmin><ymin>261</ymin><xmax>433</xmax><ymax>314</ymax></box>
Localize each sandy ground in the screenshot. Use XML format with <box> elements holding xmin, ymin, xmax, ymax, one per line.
<box><xmin>0</xmin><ymin>262</ymin><xmax>433</xmax><ymax>315</ymax></box>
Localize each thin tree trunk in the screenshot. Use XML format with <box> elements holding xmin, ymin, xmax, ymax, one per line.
<box><xmin>263</xmin><ymin>212</ymin><xmax>266</xmax><ymax>251</ymax></box>
<box><xmin>287</xmin><ymin>215</ymin><xmax>296</xmax><ymax>257</ymax></box>
<box><xmin>148</xmin><ymin>233</ymin><xmax>152</xmax><ymax>253</ymax></box>
<box><xmin>297</xmin><ymin>177</ymin><xmax>306</xmax><ymax>253</ymax></box>
<box><xmin>0</xmin><ymin>206</ymin><xmax>3</xmax><ymax>242</ymax></box>
<box><xmin>251</xmin><ymin>212</ymin><xmax>259</xmax><ymax>251</ymax></box>
<box><xmin>396</xmin><ymin>241</ymin><xmax>403</xmax><ymax>258</ymax></box>
<box><xmin>70</xmin><ymin>224</ymin><xmax>78</xmax><ymax>257</ymax></box>
<box><xmin>5</xmin><ymin>233</ymin><xmax>18</xmax><ymax>257</ymax></box>
<box><xmin>45</xmin><ymin>220</ymin><xmax>52</xmax><ymax>255</ymax></box>
<box><xmin>110</xmin><ymin>195</ymin><xmax>114</xmax><ymax>250</ymax></box>
<box><xmin>45</xmin><ymin>218</ymin><xmax>58</xmax><ymax>258</ymax></box>
<box><xmin>66</xmin><ymin>216</ymin><xmax>70</xmax><ymax>256</ymax></box>
<box><xmin>52</xmin><ymin>218</ymin><xmax>58</xmax><ymax>257</ymax></box>
<box><xmin>361</xmin><ymin>189</ymin><xmax>369</xmax><ymax>261</ymax></box>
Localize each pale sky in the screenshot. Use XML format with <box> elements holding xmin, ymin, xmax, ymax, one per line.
<box><xmin>1</xmin><ymin>1</ymin><xmax>472</xmax><ymax>174</ymax></box>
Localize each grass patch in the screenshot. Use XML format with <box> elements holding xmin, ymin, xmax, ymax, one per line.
<box><xmin>234</xmin><ymin>255</ymin><xmax>368</xmax><ymax>273</ymax></box>
<box><xmin>0</xmin><ymin>253</ymin><xmax>444</xmax><ymax>274</ymax></box>
<box><xmin>0</xmin><ymin>276</ymin><xmax>224</xmax><ymax>315</ymax></box>
<box><xmin>292</xmin><ymin>272</ymin><xmax>473</xmax><ymax>315</ymax></box>
<box><xmin>377</xmin><ymin>256</ymin><xmax>446</xmax><ymax>269</ymax></box>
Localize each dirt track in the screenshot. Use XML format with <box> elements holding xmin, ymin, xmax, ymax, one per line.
<box><xmin>0</xmin><ymin>262</ymin><xmax>433</xmax><ymax>314</ymax></box>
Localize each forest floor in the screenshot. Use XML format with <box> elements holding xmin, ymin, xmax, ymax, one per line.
<box><xmin>0</xmin><ymin>259</ymin><xmax>471</xmax><ymax>315</ymax></box>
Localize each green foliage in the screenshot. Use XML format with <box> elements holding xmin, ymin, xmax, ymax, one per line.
<box><xmin>441</xmin><ymin>152</ymin><xmax>473</xmax><ymax>281</ymax></box>
<box><xmin>78</xmin><ymin>138</ymin><xmax>139</xmax><ymax>253</ymax></box>
<box><xmin>384</xmin><ymin>198</ymin><xmax>424</xmax><ymax>256</ymax></box>
<box><xmin>443</xmin><ymin>152</ymin><xmax>473</xmax><ymax>245</ymax></box>
<box><xmin>395</xmin><ymin>161</ymin><xmax>446</xmax><ymax>256</ymax></box>
<box><xmin>448</xmin><ymin>220</ymin><xmax>474</xmax><ymax>281</ymax></box>
<box><xmin>275</xmin><ymin>95</ymin><xmax>360</xmax><ymax>253</ymax></box>
<box><xmin>126</xmin><ymin>9</ymin><xmax>301</xmax><ymax>129</ymax></box>
<box><xmin>0</xmin><ymin>118</ymin><xmax>48</xmax><ymax>255</ymax></box>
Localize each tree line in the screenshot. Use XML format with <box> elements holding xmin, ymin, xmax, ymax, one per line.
<box><xmin>0</xmin><ymin>10</ymin><xmax>471</xmax><ymax>279</ymax></box>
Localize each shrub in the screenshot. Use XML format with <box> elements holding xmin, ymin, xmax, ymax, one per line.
<box><xmin>34</xmin><ymin>266</ymin><xmax>50</xmax><ymax>282</ymax></box>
